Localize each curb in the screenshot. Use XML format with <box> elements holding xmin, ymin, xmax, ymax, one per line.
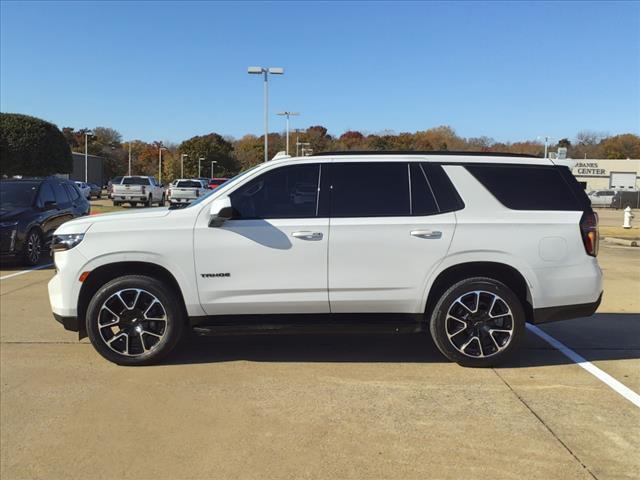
<box><xmin>602</xmin><ymin>237</ymin><xmax>639</xmax><ymax>247</ymax></box>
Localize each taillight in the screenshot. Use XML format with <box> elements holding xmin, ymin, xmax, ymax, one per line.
<box><xmin>168</xmin><ymin>189</ymin><xmax>172</xmax><ymax>197</ymax></box>
<box><xmin>580</xmin><ymin>212</ymin><xmax>599</xmax><ymax>257</ymax></box>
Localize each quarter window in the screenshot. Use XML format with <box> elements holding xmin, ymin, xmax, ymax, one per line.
<box><xmin>230</xmin><ymin>164</ymin><xmax>320</xmax><ymax>219</ymax></box>
<box><xmin>52</xmin><ymin>181</ymin><xmax>70</xmax><ymax>205</ymax></box>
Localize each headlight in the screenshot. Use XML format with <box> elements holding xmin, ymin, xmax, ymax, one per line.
<box><xmin>52</xmin><ymin>233</ymin><xmax>85</xmax><ymax>252</ymax></box>
<box><xmin>0</xmin><ymin>221</ymin><xmax>18</xmax><ymax>228</ymax></box>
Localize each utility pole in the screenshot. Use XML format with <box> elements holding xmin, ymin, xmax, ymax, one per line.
<box><xmin>537</xmin><ymin>136</ymin><xmax>554</xmax><ymax>159</ymax></box>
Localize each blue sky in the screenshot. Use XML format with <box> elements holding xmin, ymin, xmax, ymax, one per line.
<box><xmin>1</xmin><ymin>1</ymin><xmax>638</xmax><ymax>144</ymax></box>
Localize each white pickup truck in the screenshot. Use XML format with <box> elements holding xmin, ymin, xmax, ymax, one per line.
<box><xmin>168</xmin><ymin>179</ymin><xmax>207</xmax><ymax>206</ymax></box>
<box><xmin>112</xmin><ymin>176</ymin><xmax>165</xmax><ymax>207</ymax></box>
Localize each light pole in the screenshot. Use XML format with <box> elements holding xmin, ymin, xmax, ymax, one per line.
<box><xmin>181</xmin><ymin>154</ymin><xmax>188</xmax><ymax>178</ymax></box>
<box><xmin>128</xmin><ymin>142</ymin><xmax>132</xmax><ymax>176</ymax></box>
<box><xmin>84</xmin><ymin>130</ymin><xmax>93</xmax><ymax>183</ymax></box>
<box><xmin>198</xmin><ymin>157</ymin><xmax>205</xmax><ymax>178</ymax></box>
<box><xmin>210</xmin><ymin>160</ymin><xmax>217</xmax><ymax>178</ymax></box>
<box><xmin>248</xmin><ymin>66</ymin><xmax>284</xmax><ymax>162</ymax></box>
<box><xmin>297</xmin><ymin>141</ymin><xmax>310</xmax><ymax>157</ymax></box>
<box><xmin>277</xmin><ymin>112</ymin><xmax>299</xmax><ymax>155</ymax></box>
<box><xmin>158</xmin><ymin>147</ymin><xmax>166</xmax><ymax>183</ymax></box>
<box><xmin>537</xmin><ymin>136</ymin><xmax>554</xmax><ymax>159</ymax></box>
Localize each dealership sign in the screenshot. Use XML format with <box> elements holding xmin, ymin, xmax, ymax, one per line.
<box><xmin>574</xmin><ymin>161</ymin><xmax>606</xmax><ymax>176</ymax></box>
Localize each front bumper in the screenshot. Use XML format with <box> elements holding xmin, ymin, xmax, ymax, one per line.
<box><xmin>53</xmin><ymin>312</ymin><xmax>80</xmax><ymax>332</ymax></box>
<box><xmin>531</xmin><ymin>292</ymin><xmax>602</xmax><ymax>324</ymax></box>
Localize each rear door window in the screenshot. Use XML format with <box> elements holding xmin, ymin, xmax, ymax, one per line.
<box><xmin>37</xmin><ymin>183</ymin><xmax>56</xmax><ymax>206</ymax></box>
<box><xmin>409</xmin><ymin>163</ymin><xmax>439</xmax><ymax>216</ymax></box>
<box><xmin>52</xmin><ymin>181</ymin><xmax>71</xmax><ymax>206</ymax></box>
<box><xmin>330</xmin><ymin>162</ymin><xmax>409</xmax><ymax>217</ymax></box>
<box><xmin>466</xmin><ymin>165</ymin><xmax>584</xmax><ymax>211</ymax></box>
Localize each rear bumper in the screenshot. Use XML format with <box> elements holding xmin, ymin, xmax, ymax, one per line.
<box><xmin>531</xmin><ymin>292</ymin><xmax>602</xmax><ymax>324</ymax></box>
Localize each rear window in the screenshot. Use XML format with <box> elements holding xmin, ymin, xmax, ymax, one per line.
<box><xmin>466</xmin><ymin>165</ymin><xmax>585</xmax><ymax>211</ymax></box>
<box><xmin>122</xmin><ymin>177</ymin><xmax>150</xmax><ymax>186</ymax></box>
<box><xmin>176</xmin><ymin>180</ymin><xmax>202</xmax><ymax>188</ymax></box>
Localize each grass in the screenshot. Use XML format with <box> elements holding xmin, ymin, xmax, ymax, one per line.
<box><xmin>600</xmin><ymin>226</ymin><xmax>640</xmax><ymax>240</ymax></box>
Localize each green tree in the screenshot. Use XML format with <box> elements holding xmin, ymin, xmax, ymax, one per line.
<box><xmin>0</xmin><ymin>113</ymin><xmax>72</xmax><ymax>176</ymax></box>
<box><xmin>178</xmin><ymin>133</ymin><xmax>236</xmax><ymax>178</ymax></box>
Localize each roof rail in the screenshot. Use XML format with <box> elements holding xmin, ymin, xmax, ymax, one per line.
<box><xmin>313</xmin><ymin>150</ymin><xmax>539</xmax><ymax>158</ymax></box>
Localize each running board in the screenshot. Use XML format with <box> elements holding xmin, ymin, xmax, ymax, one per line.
<box><xmin>190</xmin><ymin>313</ymin><xmax>424</xmax><ymax>336</ymax></box>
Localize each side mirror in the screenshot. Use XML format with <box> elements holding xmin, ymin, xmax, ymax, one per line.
<box><xmin>208</xmin><ymin>196</ymin><xmax>233</xmax><ymax>227</ymax></box>
<box><xmin>43</xmin><ymin>200</ymin><xmax>57</xmax><ymax>211</ymax></box>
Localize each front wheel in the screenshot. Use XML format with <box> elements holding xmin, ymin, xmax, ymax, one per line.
<box><xmin>429</xmin><ymin>277</ymin><xmax>525</xmax><ymax>367</ymax></box>
<box><xmin>86</xmin><ymin>275</ymin><xmax>185</xmax><ymax>366</ymax></box>
<box><xmin>22</xmin><ymin>229</ymin><xmax>42</xmax><ymax>266</ymax></box>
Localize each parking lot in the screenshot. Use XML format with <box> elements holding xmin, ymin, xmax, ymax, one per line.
<box><xmin>1</xmin><ymin>216</ymin><xmax>639</xmax><ymax>479</ymax></box>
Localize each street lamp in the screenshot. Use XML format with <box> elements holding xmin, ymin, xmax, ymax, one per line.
<box><xmin>297</xmin><ymin>141</ymin><xmax>310</xmax><ymax>157</ymax></box>
<box><xmin>277</xmin><ymin>111</ymin><xmax>299</xmax><ymax>155</ymax></box>
<box><xmin>84</xmin><ymin>130</ymin><xmax>93</xmax><ymax>183</ymax></box>
<box><xmin>128</xmin><ymin>142</ymin><xmax>132</xmax><ymax>176</ymax></box>
<box><xmin>158</xmin><ymin>147</ymin><xmax>167</xmax><ymax>183</ymax></box>
<box><xmin>198</xmin><ymin>157</ymin><xmax>205</xmax><ymax>178</ymax></box>
<box><xmin>248</xmin><ymin>66</ymin><xmax>284</xmax><ymax>162</ymax></box>
<box><xmin>181</xmin><ymin>154</ymin><xmax>188</xmax><ymax>178</ymax></box>
<box><xmin>210</xmin><ymin>160</ymin><xmax>217</xmax><ymax>178</ymax></box>
<box><xmin>537</xmin><ymin>136</ymin><xmax>555</xmax><ymax>159</ymax></box>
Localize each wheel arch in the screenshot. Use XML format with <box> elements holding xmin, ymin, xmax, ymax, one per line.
<box><xmin>77</xmin><ymin>261</ymin><xmax>188</xmax><ymax>338</ymax></box>
<box><xmin>423</xmin><ymin>261</ymin><xmax>534</xmax><ymax>324</ymax></box>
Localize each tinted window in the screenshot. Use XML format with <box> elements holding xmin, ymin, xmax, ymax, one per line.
<box><xmin>230</xmin><ymin>164</ymin><xmax>320</xmax><ymax>219</ymax></box>
<box><xmin>330</xmin><ymin>162</ymin><xmax>409</xmax><ymax>217</ymax></box>
<box><xmin>122</xmin><ymin>177</ymin><xmax>150</xmax><ymax>185</ymax></box>
<box><xmin>0</xmin><ymin>181</ymin><xmax>39</xmax><ymax>208</ymax></box>
<box><xmin>38</xmin><ymin>183</ymin><xmax>56</xmax><ymax>206</ymax></box>
<box><xmin>466</xmin><ymin>165</ymin><xmax>582</xmax><ymax>211</ymax></box>
<box><xmin>410</xmin><ymin>163</ymin><xmax>439</xmax><ymax>216</ymax></box>
<box><xmin>52</xmin><ymin>181</ymin><xmax>70</xmax><ymax>205</ymax></box>
<box><xmin>422</xmin><ymin>164</ymin><xmax>465</xmax><ymax>212</ymax></box>
<box><xmin>176</xmin><ymin>180</ymin><xmax>202</xmax><ymax>188</ymax></box>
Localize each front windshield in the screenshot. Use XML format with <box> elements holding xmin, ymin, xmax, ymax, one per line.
<box><xmin>186</xmin><ymin>165</ymin><xmax>261</xmax><ymax>208</ymax></box>
<box><xmin>0</xmin><ymin>182</ymin><xmax>39</xmax><ymax>209</ymax></box>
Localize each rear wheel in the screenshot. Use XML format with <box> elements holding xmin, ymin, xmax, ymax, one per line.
<box><xmin>86</xmin><ymin>275</ymin><xmax>184</xmax><ymax>366</ymax></box>
<box><xmin>22</xmin><ymin>229</ymin><xmax>42</xmax><ymax>266</ymax></box>
<box><xmin>429</xmin><ymin>277</ymin><xmax>525</xmax><ymax>367</ymax></box>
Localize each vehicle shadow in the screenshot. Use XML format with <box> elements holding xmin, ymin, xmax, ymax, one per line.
<box><xmin>165</xmin><ymin>313</ymin><xmax>640</xmax><ymax>368</ymax></box>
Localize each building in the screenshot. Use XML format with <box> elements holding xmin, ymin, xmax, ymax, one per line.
<box><xmin>571</xmin><ymin>159</ymin><xmax>639</xmax><ymax>191</ymax></box>
<box><xmin>68</xmin><ymin>152</ymin><xmax>105</xmax><ymax>186</ymax></box>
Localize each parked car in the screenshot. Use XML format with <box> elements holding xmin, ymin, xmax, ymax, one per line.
<box><xmin>611</xmin><ymin>190</ymin><xmax>640</xmax><ymax>209</ymax></box>
<box><xmin>88</xmin><ymin>183</ymin><xmax>102</xmax><ymax>199</ymax></box>
<box><xmin>168</xmin><ymin>179</ymin><xmax>206</xmax><ymax>207</ymax></box>
<box><xmin>111</xmin><ymin>176</ymin><xmax>165</xmax><ymax>207</ymax></box>
<box><xmin>209</xmin><ymin>177</ymin><xmax>229</xmax><ymax>189</ymax></box>
<box><xmin>1</xmin><ymin>177</ymin><xmax>90</xmax><ymax>265</ymax></box>
<box><xmin>74</xmin><ymin>181</ymin><xmax>91</xmax><ymax>199</ymax></box>
<box><xmin>48</xmin><ymin>152</ymin><xmax>602</xmax><ymax>367</ymax></box>
<box><xmin>588</xmin><ymin>190</ymin><xmax>617</xmax><ymax>207</ymax></box>
<box><xmin>107</xmin><ymin>176</ymin><xmax>123</xmax><ymax>199</ymax></box>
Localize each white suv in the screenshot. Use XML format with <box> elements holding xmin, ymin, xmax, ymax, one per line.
<box><xmin>48</xmin><ymin>152</ymin><xmax>603</xmax><ymax>367</ymax></box>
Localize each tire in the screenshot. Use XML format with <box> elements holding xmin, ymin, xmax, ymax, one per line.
<box><xmin>145</xmin><ymin>195</ymin><xmax>151</xmax><ymax>207</ymax></box>
<box><xmin>86</xmin><ymin>275</ymin><xmax>185</xmax><ymax>366</ymax></box>
<box><xmin>113</xmin><ymin>201</ymin><xmax>120</xmax><ymax>207</ymax></box>
<box><xmin>21</xmin><ymin>228</ymin><xmax>43</xmax><ymax>266</ymax></box>
<box><xmin>159</xmin><ymin>194</ymin><xmax>165</xmax><ymax>206</ymax></box>
<box><xmin>429</xmin><ymin>277</ymin><xmax>525</xmax><ymax>367</ymax></box>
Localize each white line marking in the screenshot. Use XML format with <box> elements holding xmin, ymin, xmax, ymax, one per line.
<box><xmin>527</xmin><ymin>323</ymin><xmax>640</xmax><ymax>408</ymax></box>
<box><xmin>0</xmin><ymin>263</ymin><xmax>54</xmax><ymax>281</ymax></box>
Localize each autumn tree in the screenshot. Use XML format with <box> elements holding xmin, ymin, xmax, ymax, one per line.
<box><xmin>178</xmin><ymin>133</ymin><xmax>236</xmax><ymax>178</ymax></box>
<box><xmin>599</xmin><ymin>133</ymin><xmax>640</xmax><ymax>159</ymax></box>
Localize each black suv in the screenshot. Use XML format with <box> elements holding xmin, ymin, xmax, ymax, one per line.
<box><xmin>0</xmin><ymin>177</ymin><xmax>90</xmax><ymax>265</ymax></box>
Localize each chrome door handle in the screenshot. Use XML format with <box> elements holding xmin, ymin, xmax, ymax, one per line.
<box><xmin>292</xmin><ymin>231</ymin><xmax>323</xmax><ymax>241</ymax></box>
<box><xmin>410</xmin><ymin>230</ymin><xmax>442</xmax><ymax>239</ymax></box>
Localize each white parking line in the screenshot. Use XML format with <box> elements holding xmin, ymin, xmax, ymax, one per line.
<box><xmin>0</xmin><ymin>263</ymin><xmax>54</xmax><ymax>281</ymax></box>
<box><xmin>527</xmin><ymin>323</ymin><xmax>640</xmax><ymax>408</ymax></box>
